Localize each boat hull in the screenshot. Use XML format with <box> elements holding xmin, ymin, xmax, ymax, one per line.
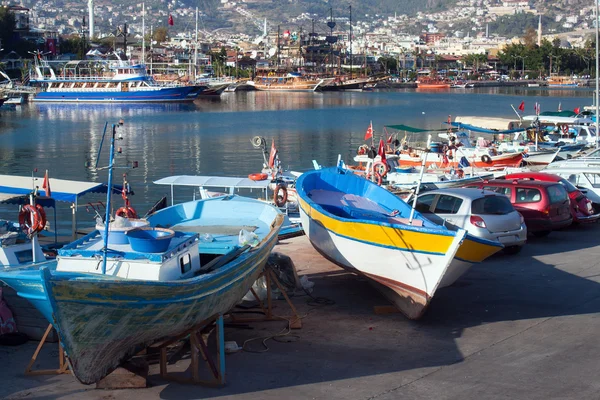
<box><xmin>298</xmin><ymin>195</ymin><xmax>466</xmax><ymax>319</ymax></box>
<box><xmin>394</xmin><ymin>152</ymin><xmax>523</xmax><ymax>169</ymax></box>
<box><xmin>33</xmin><ymin>86</ymin><xmax>204</xmax><ymax>103</ymax></box>
<box><xmin>249</xmin><ymin>79</ymin><xmax>324</xmax><ymax>92</ymax></box>
<box><xmin>44</xmin><ymin>228</ymin><xmax>277</xmax><ymax>384</ymax></box>
<box><xmin>417</xmin><ymin>83</ymin><xmax>451</xmax><ymax>89</ymax></box>
<box><xmin>522</xmin><ymin>150</ymin><xmax>559</xmax><ymax>166</ymax></box>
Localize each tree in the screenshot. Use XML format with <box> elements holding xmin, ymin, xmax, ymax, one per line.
<box><xmin>523</xmin><ymin>27</ymin><xmax>537</xmax><ymax>48</ymax></box>
<box><xmin>153</xmin><ymin>27</ymin><xmax>168</xmax><ymax>43</ymax></box>
<box><xmin>0</xmin><ymin>7</ymin><xmax>16</xmax><ymax>52</ymax></box>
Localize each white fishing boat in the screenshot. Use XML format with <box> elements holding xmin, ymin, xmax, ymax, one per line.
<box><xmin>296</xmin><ymin>166</ymin><xmax>502</xmax><ymax>319</ymax></box>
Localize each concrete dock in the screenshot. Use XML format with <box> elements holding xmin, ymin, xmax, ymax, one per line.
<box><xmin>2</xmin><ymin>223</ymin><xmax>600</xmax><ymax>399</ymax></box>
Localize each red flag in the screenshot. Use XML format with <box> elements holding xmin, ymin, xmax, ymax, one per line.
<box><xmin>384</xmin><ymin>126</ymin><xmax>392</xmax><ymax>143</ymax></box>
<box><xmin>377</xmin><ymin>139</ymin><xmax>386</xmax><ymax>163</ymax></box>
<box><xmin>518</xmin><ymin>101</ymin><xmax>525</xmax><ymax>112</ymax></box>
<box><xmin>42</xmin><ymin>170</ymin><xmax>52</xmax><ymax>198</ymax></box>
<box><xmin>268</xmin><ymin>139</ymin><xmax>277</xmax><ymax>168</ymax></box>
<box><xmin>574</xmin><ymin>107</ymin><xmax>581</xmax><ymax>114</ymax></box>
<box><xmin>364</xmin><ymin>122</ymin><xmax>373</xmax><ymax>141</ymax></box>
<box><xmin>168</xmin><ymin>14</ymin><xmax>174</xmax><ymax>26</ymax></box>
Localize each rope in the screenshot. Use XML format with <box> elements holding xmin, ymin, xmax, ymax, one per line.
<box><xmin>238</xmin><ymin>285</ymin><xmax>335</xmax><ymax>353</ymax></box>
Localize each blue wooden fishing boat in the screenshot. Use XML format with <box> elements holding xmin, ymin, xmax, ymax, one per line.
<box><xmin>296</xmin><ymin>167</ymin><xmax>502</xmax><ymax>319</ymax></box>
<box><xmin>0</xmin><ymin>195</ymin><xmax>283</xmax><ymax>383</ymax></box>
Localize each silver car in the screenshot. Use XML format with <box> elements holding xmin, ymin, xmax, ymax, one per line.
<box><xmin>415</xmin><ymin>188</ymin><xmax>527</xmax><ymax>254</ymax></box>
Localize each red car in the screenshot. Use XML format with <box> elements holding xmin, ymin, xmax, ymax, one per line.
<box><xmin>502</xmin><ymin>172</ymin><xmax>600</xmax><ymax>224</ymax></box>
<box><xmin>465</xmin><ymin>179</ymin><xmax>573</xmax><ymax>237</ymax></box>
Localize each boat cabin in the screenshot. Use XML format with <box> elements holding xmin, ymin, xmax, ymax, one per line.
<box><xmin>0</xmin><ymin>220</ymin><xmax>45</xmax><ymax>267</ymax></box>
<box><xmin>56</xmin><ymin>230</ymin><xmax>201</xmax><ymax>281</ymax></box>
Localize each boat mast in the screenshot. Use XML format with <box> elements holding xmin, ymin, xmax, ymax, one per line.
<box><xmin>194</xmin><ymin>6</ymin><xmax>198</xmax><ymax>81</ymax></box>
<box><xmin>408</xmin><ymin>136</ymin><xmax>430</xmax><ymax>225</ymax></box>
<box><xmin>150</xmin><ymin>25</ymin><xmax>153</xmax><ymax>74</ymax></box>
<box><xmin>349</xmin><ymin>5</ymin><xmax>352</xmax><ymax>80</ymax></box>
<box><xmin>142</xmin><ymin>3</ymin><xmax>145</xmax><ymax>66</ymax></box>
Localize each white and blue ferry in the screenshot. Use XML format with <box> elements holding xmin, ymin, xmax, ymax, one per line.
<box><xmin>29</xmin><ymin>56</ymin><xmax>206</xmax><ymax>103</ymax></box>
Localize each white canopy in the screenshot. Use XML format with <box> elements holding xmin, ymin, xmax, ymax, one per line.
<box><xmin>0</xmin><ymin>174</ymin><xmax>108</xmax><ymax>203</ymax></box>
<box><xmin>153</xmin><ymin>175</ymin><xmax>271</xmax><ymax>189</ymax></box>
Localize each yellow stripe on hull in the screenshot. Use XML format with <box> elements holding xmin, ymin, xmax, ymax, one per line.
<box><xmin>299</xmin><ymin>198</ymin><xmax>456</xmax><ymax>255</ymax></box>
<box><xmin>455</xmin><ymin>236</ymin><xmax>503</xmax><ymax>263</ymax></box>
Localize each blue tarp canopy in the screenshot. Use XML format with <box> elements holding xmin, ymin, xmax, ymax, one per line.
<box><xmin>448</xmin><ymin>122</ymin><xmax>527</xmax><ymax>134</ymax></box>
<box><xmin>0</xmin><ymin>174</ymin><xmax>119</xmax><ymax>203</ymax></box>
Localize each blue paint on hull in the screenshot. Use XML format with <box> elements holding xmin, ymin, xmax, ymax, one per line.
<box><xmin>33</xmin><ymin>85</ymin><xmax>205</xmax><ymax>103</ymax></box>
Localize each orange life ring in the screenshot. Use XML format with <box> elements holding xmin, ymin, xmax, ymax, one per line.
<box><xmin>274</xmin><ymin>184</ymin><xmax>288</xmax><ymax>207</ymax></box>
<box><xmin>561</xmin><ymin>124</ymin><xmax>569</xmax><ymax>134</ymax></box>
<box><xmin>374</xmin><ymin>171</ymin><xmax>382</xmax><ymax>186</ymax></box>
<box><xmin>115</xmin><ymin>206</ymin><xmax>138</xmax><ymax>219</ymax></box>
<box><xmin>18</xmin><ymin>204</ymin><xmax>47</xmax><ymax>236</ymax></box>
<box><xmin>372</xmin><ymin>161</ymin><xmax>388</xmax><ymax>178</ymax></box>
<box><xmin>248</xmin><ymin>173</ymin><xmax>268</xmax><ymax>181</ymax></box>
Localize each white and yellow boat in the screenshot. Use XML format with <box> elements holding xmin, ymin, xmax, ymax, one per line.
<box><xmin>296</xmin><ymin>167</ymin><xmax>502</xmax><ymax>319</ymax></box>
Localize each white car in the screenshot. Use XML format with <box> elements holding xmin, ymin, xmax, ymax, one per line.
<box><xmin>415</xmin><ymin>188</ymin><xmax>527</xmax><ymax>254</ymax></box>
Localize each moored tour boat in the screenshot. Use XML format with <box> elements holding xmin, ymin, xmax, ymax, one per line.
<box><xmin>248</xmin><ymin>71</ymin><xmax>328</xmax><ymax>92</ymax></box>
<box><xmin>296</xmin><ymin>167</ymin><xmax>502</xmax><ymax>319</ymax></box>
<box><xmin>29</xmin><ymin>55</ymin><xmax>205</xmax><ymax>103</ymax></box>
<box><xmin>417</xmin><ymin>77</ymin><xmax>451</xmax><ymax>89</ymax></box>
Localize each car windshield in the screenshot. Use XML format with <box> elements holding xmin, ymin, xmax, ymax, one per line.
<box><xmin>558</xmin><ymin>178</ymin><xmax>578</xmax><ymax>193</ymax></box>
<box><xmin>471</xmin><ymin>195</ymin><xmax>515</xmax><ymax>215</ymax></box>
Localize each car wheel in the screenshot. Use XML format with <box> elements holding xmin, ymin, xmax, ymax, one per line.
<box><xmin>532</xmin><ymin>230</ymin><xmax>551</xmax><ymax>237</ymax></box>
<box><xmin>503</xmin><ymin>245</ymin><xmax>522</xmax><ymax>255</ymax></box>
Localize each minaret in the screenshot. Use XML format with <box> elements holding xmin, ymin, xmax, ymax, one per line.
<box><xmin>486</xmin><ymin>23</ymin><xmax>489</xmax><ymax>38</ymax></box>
<box><xmin>537</xmin><ymin>14</ymin><xmax>542</xmax><ymax>46</ymax></box>
<box><xmin>88</xmin><ymin>0</ymin><xmax>94</xmax><ymax>39</ymax></box>
<box><xmin>263</xmin><ymin>18</ymin><xmax>267</xmax><ymax>37</ymax></box>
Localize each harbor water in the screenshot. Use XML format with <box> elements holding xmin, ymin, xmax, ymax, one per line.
<box><xmin>0</xmin><ymin>87</ymin><xmax>594</xmax><ymax>233</ymax></box>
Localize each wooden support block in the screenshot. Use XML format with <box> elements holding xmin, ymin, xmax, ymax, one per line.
<box><xmin>25</xmin><ymin>324</ymin><xmax>69</xmax><ymax>376</ymax></box>
<box><xmin>290</xmin><ymin>318</ymin><xmax>303</xmax><ymax>329</ymax></box>
<box><xmin>96</xmin><ymin>358</ymin><xmax>148</xmax><ymax>389</ymax></box>
<box><xmin>373</xmin><ymin>305</ymin><xmax>400</xmax><ymax>315</ymax></box>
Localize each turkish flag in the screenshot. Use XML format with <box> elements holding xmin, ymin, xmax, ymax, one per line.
<box><xmin>168</xmin><ymin>14</ymin><xmax>174</xmax><ymax>26</ymax></box>
<box><xmin>268</xmin><ymin>139</ymin><xmax>277</xmax><ymax>168</ymax></box>
<box><xmin>364</xmin><ymin>122</ymin><xmax>373</xmax><ymax>141</ymax></box>
<box><xmin>518</xmin><ymin>101</ymin><xmax>525</xmax><ymax>112</ymax></box>
<box><xmin>42</xmin><ymin>170</ymin><xmax>52</xmax><ymax>198</ymax></box>
<box><xmin>574</xmin><ymin>107</ymin><xmax>581</xmax><ymax>114</ymax></box>
<box><xmin>377</xmin><ymin>139</ymin><xmax>386</xmax><ymax>163</ymax></box>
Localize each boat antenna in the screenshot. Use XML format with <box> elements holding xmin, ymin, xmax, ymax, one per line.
<box><xmin>100</xmin><ymin>121</ymin><xmax>124</xmax><ymax>275</ymax></box>
<box><xmin>408</xmin><ymin>135</ymin><xmax>430</xmax><ymax>225</ymax></box>
<box><xmin>510</xmin><ymin>104</ymin><xmax>523</xmax><ymax>125</ymax></box>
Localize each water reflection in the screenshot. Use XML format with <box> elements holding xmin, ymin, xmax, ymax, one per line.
<box><xmin>0</xmin><ymin>87</ymin><xmax>594</xmax><ymax>230</ymax></box>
